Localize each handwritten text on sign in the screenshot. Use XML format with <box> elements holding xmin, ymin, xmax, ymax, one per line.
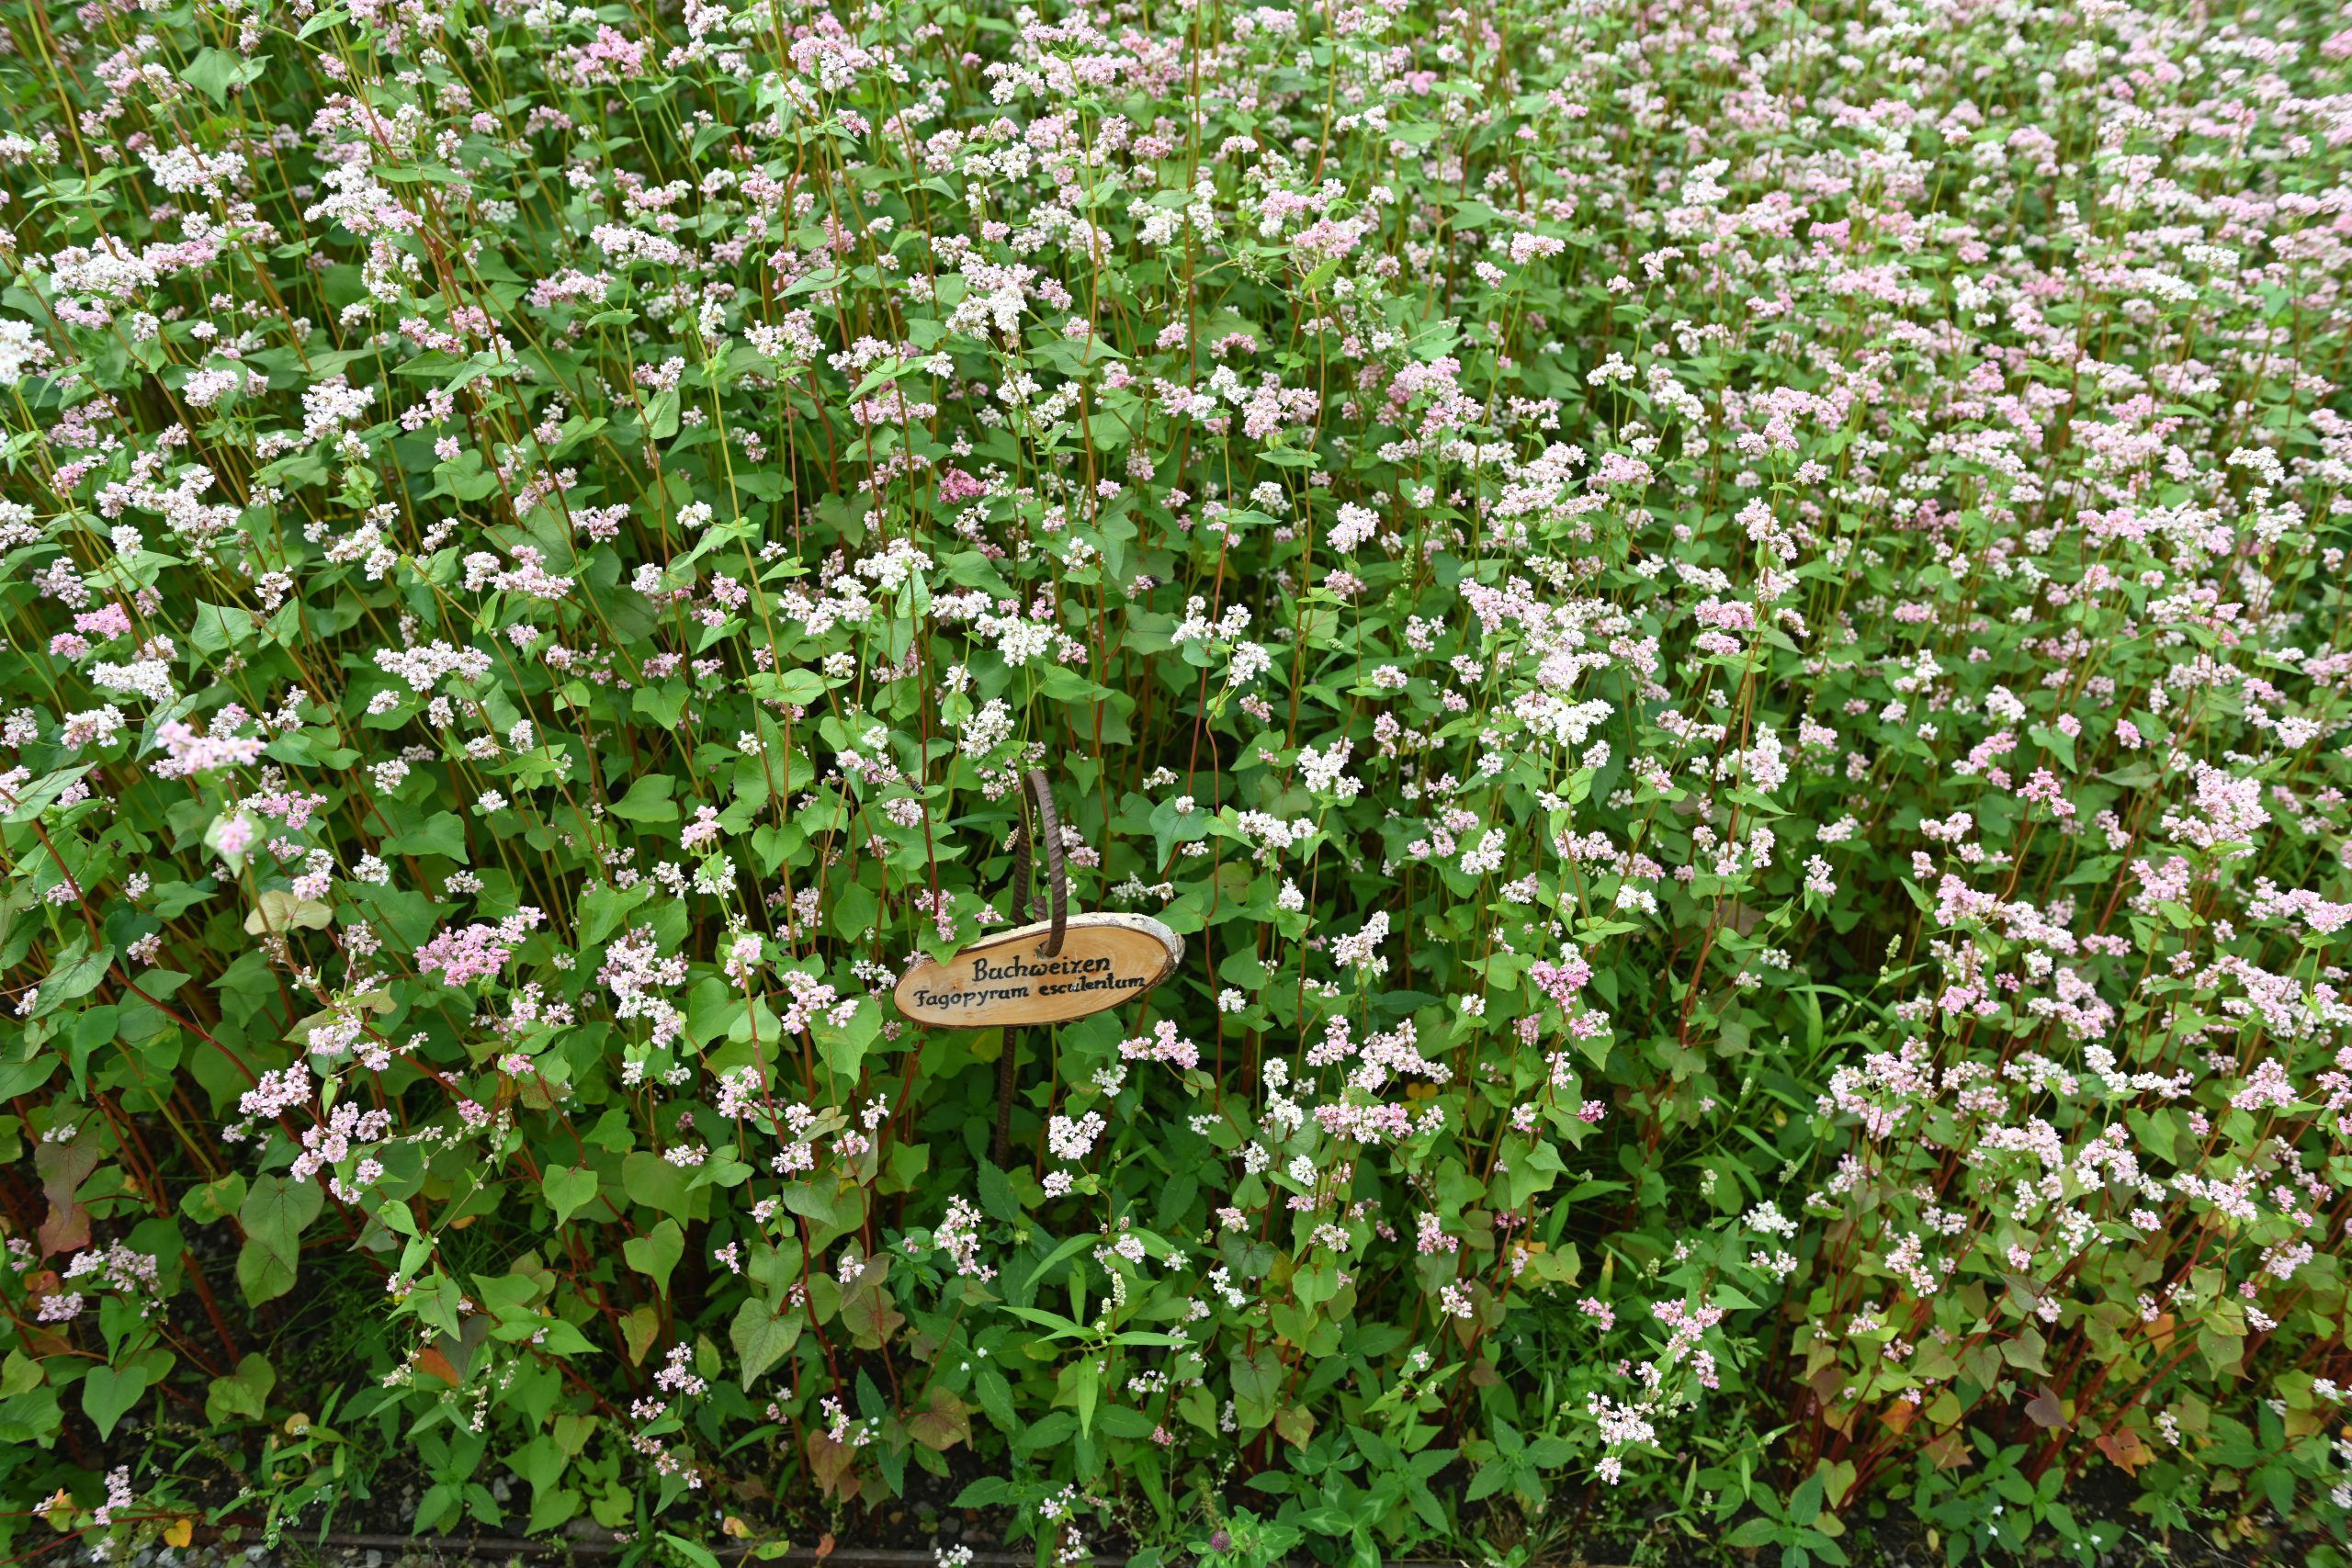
<box><xmin>893</xmin><ymin>913</ymin><xmax>1184</xmax><ymax>1028</ymax></box>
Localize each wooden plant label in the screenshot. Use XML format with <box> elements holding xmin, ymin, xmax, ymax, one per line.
<box><xmin>894</xmin><ymin>912</ymin><xmax>1184</xmax><ymax>1028</ymax></box>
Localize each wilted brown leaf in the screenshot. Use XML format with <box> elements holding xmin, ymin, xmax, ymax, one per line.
<box><xmin>2097</xmin><ymin>1427</ymin><xmax>2154</xmax><ymax>1474</ymax></box>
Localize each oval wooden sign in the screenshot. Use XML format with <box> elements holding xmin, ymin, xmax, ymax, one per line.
<box><xmin>894</xmin><ymin>912</ymin><xmax>1184</xmax><ymax>1028</ymax></box>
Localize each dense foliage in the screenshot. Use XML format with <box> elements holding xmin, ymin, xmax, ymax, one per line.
<box><xmin>1</xmin><ymin>0</ymin><xmax>2350</xmax><ymax>1559</ymax></box>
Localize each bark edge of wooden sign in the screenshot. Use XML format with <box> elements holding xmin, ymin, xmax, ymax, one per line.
<box><xmin>893</xmin><ymin>912</ymin><xmax>1184</xmax><ymax>1028</ymax></box>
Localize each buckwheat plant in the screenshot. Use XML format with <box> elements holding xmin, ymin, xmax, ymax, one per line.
<box><xmin>0</xmin><ymin>0</ymin><xmax>2349</xmax><ymax>1558</ymax></box>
